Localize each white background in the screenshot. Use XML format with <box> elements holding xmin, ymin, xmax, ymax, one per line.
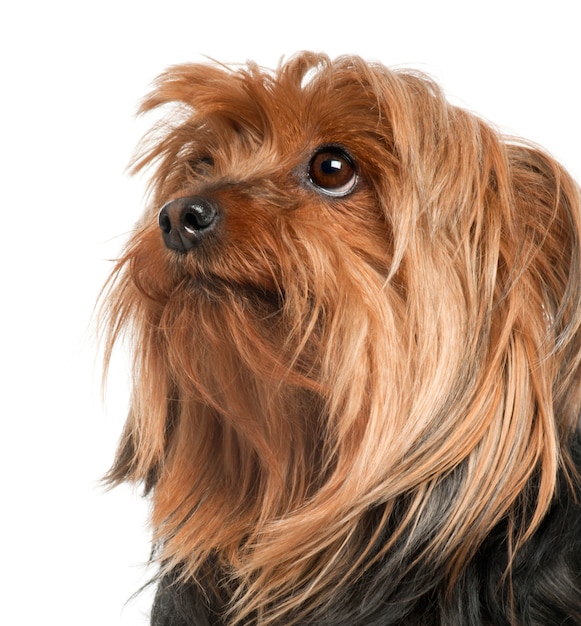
<box><xmin>1</xmin><ymin>1</ymin><xmax>579</xmax><ymax>624</ymax></box>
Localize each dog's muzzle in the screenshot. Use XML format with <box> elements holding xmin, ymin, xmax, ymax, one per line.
<box><xmin>158</xmin><ymin>196</ymin><xmax>218</xmax><ymax>252</ymax></box>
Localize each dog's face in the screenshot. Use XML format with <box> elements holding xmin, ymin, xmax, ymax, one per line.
<box><xmin>103</xmin><ymin>53</ymin><xmax>581</xmax><ymax>624</ymax></box>
<box><xmin>128</xmin><ymin>56</ymin><xmax>398</xmax><ymax>311</ymax></box>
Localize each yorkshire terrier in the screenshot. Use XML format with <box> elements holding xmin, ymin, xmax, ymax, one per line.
<box><xmin>101</xmin><ymin>53</ymin><xmax>581</xmax><ymax>625</ymax></box>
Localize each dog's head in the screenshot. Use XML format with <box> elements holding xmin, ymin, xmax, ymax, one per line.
<box><xmin>102</xmin><ymin>53</ymin><xmax>581</xmax><ymax>623</ymax></box>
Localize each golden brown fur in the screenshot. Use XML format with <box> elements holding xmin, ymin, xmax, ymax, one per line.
<box><xmin>101</xmin><ymin>53</ymin><xmax>581</xmax><ymax>625</ymax></box>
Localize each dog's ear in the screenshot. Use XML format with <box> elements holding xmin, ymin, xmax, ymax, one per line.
<box><xmin>368</xmin><ymin>85</ymin><xmax>581</xmax><ymax>560</ymax></box>
<box><xmin>506</xmin><ymin>142</ymin><xmax>581</xmax><ymax>435</ymax></box>
<box><xmin>467</xmin><ymin>137</ymin><xmax>581</xmax><ymax>530</ymax></box>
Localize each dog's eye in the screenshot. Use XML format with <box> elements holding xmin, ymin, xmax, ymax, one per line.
<box><xmin>308</xmin><ymin>147</ymin><xmax>357</xmax><ymax>196</ymax></box>
<box><xmin>190</xmin><ymin>155</ymin><xmax>214</xmax><ymax>174</ymax></box>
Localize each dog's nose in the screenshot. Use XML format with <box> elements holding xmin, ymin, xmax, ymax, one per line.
<box><xmin>158</xmin><ymin>196</ymin><xmax>218</xmax><ymax>252</ymax></box>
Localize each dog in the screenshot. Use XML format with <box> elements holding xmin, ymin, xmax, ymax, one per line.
<box><xmin>101</xmin><ymin>52</ymin><xmax>581</xmax><ymax>625</ymax></box>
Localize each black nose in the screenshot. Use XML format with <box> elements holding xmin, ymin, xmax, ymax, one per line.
<box><xmin>158</xmin><ymin>196</ymin><xmax>218</xmax><ymax>252</ymax></box>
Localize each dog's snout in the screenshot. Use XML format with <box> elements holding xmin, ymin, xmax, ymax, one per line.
<box><xmin>158</xmin><ymin>196</ymin><xmax>218</xmax><ymax>252</ymax></box>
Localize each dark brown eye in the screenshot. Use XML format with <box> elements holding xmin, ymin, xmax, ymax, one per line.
<box><xmin>198</xmin><ymin>155</ymin><xmax>214</xmax><ymax>167</ymax></box>
<box><xmin>190</xmin><ymin>155</ymin><xmax>214</xmax><ymax>175</ymax></box>
<box><xmin>308</xmin><ymin>147</ymin><xmax>357</xmax><ymax>196</ymax></box>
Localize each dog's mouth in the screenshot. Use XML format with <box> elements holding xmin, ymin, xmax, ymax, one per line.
<box><xmin>187</xmin><ymin>274</ymin><xmax>285</xmax><ymax>313</ymax></box>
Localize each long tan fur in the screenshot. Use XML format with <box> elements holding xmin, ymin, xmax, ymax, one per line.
<box><xmin>101</xmin><ymin>53</ymin><xmax>581</xmax><ymax>624</ymax></box>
